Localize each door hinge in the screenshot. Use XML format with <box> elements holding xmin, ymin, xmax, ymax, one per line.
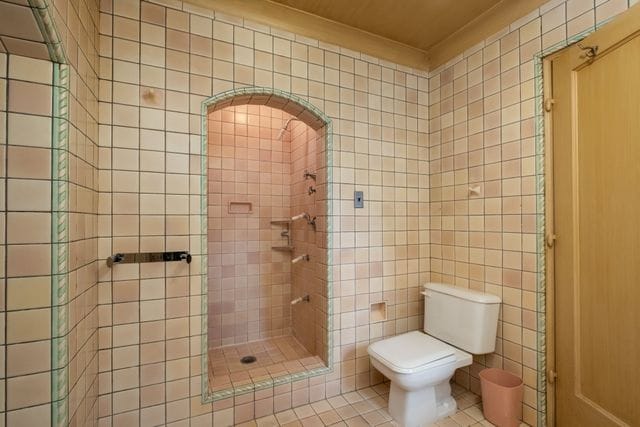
<box><xmin>544</xmin><ymin>98</ymin><xmax>555</xmax><ymax>112</ymax></box>
<box><xmin>548</xmin><ymin>369</ymin><xmax>558</xmax><ymax>384</ymax></box>
<box><xmin>546</xmin><ymin>233</ymin><xmax>557</xmax><ymax>248</ymax></box>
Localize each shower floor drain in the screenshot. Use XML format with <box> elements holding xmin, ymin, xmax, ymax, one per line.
<box><xmin>240</xmin><ymin>355</ymin><xmax>257</xmax><ymax>364</ymax></box>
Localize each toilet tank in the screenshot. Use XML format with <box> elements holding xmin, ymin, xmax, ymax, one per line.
<box><xmin>423</xmin><ymin>283</ymin><xmax>501</xmax><ymax>354</ymax></box>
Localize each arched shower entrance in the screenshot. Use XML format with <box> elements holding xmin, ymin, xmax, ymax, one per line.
<box><xmin>199</xmin><ymin>88</ymin><xmax>333</xmax><ymax>401</ymax></box>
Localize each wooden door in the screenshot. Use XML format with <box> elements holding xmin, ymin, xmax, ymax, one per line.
<box><xmin>547</xmin><ymin>5</ymin><xmax>640</xmax><ymax>426</ymax></box>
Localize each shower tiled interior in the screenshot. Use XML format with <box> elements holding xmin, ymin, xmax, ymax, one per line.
<box><xmin>207</xmin><ymin>105</ymin><xmax>294</xmax><ymax>347</ymax></box>
<box><xmin>208</xmin><ymin>336</ymin><xmax>325</xmax><ymax>392</ymax></box>
<box><xmin>207</xmin><ymin>102</ymin><xmax>328</xmax><ymax>391</ymax></box>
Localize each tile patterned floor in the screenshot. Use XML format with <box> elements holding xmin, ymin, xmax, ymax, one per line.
<box><xmin>208</xmin><ymin>335</ymin><xmax>325</xmax><ymax>392</ymax></box>
<box><xmin>237</xmin><ymin>382</ymin><xmax>518</xmax><ymax>427</ymax></box>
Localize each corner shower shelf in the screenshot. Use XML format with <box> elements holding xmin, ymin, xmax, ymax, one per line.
<box><xmin>271</xmin><ymin>246</ymin><xmax>295</xmax><ymax>252</ymax></box>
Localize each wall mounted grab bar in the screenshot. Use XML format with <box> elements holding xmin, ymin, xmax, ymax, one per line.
<box><xmin>107</xmin><ymin>251</ymin><xmax>192</xmax><ymax>267</ymax></box>
<box><xmin>291</xmin><ymin>294</ymin><xmax>310</xmax><ymax>305</ymax></box>
<box><xmin>291</xmin><ymin>254</ymin><xmax>309</xmax><ymax>264</ymax></box>
<box><xmin>291</xmin><ymin>212</ymin><xmax>316</xmax><ymax>230</ymax></box>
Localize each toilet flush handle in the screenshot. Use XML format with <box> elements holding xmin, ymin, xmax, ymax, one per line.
<box><xmin>420</xmin><ymin>290</ymin><xmax>432</xmax><ymax>298</ymax></box>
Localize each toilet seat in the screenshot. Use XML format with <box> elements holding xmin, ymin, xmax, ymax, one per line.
<box><xmin>367</xmin><ymin>283</ymin><xmax>501</xmax><ymax>427</ymax></box>
<box><xmin>368</xmin><ymin>331</ymin><xmax>457</xmax><ymax>374</ymax></box>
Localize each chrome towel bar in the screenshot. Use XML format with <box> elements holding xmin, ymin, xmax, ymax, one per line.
<box><xmin>107</xmin><ymin>251</ymin><xmax>192</xmax><ymax>267</ymax></box>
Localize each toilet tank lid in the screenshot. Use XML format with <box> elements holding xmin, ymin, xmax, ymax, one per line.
<box><xmin>424</xmin><ymin>283</ymin><xmax>501</xmax><ymax>304</ymax></box>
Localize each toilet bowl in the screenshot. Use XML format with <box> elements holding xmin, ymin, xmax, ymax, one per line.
<box><xmin>368</xmin><ymin>283</ymin><xmax>501</xmax><ymax>427</ymax></box>
<box><xmin>369</xmin><ymin>331</ymin><xmax>472</xmax><ymax>426</ymax></box>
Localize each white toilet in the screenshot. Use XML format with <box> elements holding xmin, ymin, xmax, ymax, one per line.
<box><xmin>368</xmin><ymin>282</ymin><xmax>501</xmax><ymax>427</ymax></box>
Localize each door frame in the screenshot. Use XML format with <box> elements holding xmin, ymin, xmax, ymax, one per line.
<box><xmin>542</xmin><ymin>52</ymin><xmax>556</xmax><ymax>427</ymax></box>
<box><xmin>542</xmin><ymin>4</ymin><xmax>640</xmax><ymax>425</ymax></box>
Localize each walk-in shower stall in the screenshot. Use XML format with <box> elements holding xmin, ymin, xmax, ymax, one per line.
<box><xmin>205</xmin><ymin>95</ymin><xmax>330</xmax><ymax>395</ymax></box>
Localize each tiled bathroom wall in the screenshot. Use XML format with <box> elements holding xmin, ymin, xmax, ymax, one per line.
<box><xmin>0</xmin><ymin>15</ymin><xmax>99</xmax><ymax>424</ymax></box>
<box><xmin>51</xmin><ymin>0</ymin><xmax>101</xmax><ymax>425</ymax></box>
<box><xmin>0</xmin><ymin>27</ymin><xmax>99</xmax><ymax>426</ymax></box>
<box><xmin>289</xmin><ymin>121</ymin><xmax>326</xmax><ymax>357</ymax></box>
<box><xmin>5</xmin><ymin>0</ymin><xmax>629</xmax><ymax>425</ymax></box>
<box><xmin>427</xmin><ymin>0</ymin><xmax>631</xmax><ymax>424</ymax></box>
<box><xmin>96</xmin><ymin>0</ymin><xmax>429</xmax><ymax>424</ymax></box>
<box><xmin>206</xmin><ymin>105</ymin><xmax>293</xmax><ymax>348</ymax></box>
<box><xmin>1</xmin><ymin>53</ymin><xmax>54</xmax><ymax>426</ymax></box>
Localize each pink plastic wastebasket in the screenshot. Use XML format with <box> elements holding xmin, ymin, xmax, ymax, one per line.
<box><xmin>479</xmin><ymin>368</ymin><xmax>523</xmax><ymax>427</ymax></box>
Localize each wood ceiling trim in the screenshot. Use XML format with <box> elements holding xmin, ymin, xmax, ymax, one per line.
<box><xmin>185</xmin><ymin>0</ymin><xmax>430</xmax><ymax>70</ymax></box>
<box><xmin>426</xmin><ymin>0</ymin><xmax>548</xmax><ymax>69</ymax></box>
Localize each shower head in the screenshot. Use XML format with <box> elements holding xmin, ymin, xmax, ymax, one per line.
<box><xmin>276</xmin><ymin>118</ymin><xmax>301</xmax><ymax>140</ymax></box>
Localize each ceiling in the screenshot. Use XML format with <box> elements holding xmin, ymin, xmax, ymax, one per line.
<box><xmin>268</xmin><ymin>0</ymin><xmax>503</xmax><ymax>52</ymax></box>
<box><xmin>191</xmin><ymin>0</ymin><xmax>545</xmax><ymax>70</ymax></box>
<box><xmin>0</xmin><ymin>0</ymin><xmax>543</xmax><ymax>70</ymax></box>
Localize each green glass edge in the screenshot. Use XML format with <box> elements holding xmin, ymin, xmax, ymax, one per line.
<box><xmin>27</xmin><ymin>0</ymin><xmax>71</xmax><ymax>423</ymax></box>
<box><xmin>26</xmin><ymin>0</ymin><xmax>67</xmax><ymax>64</ymax></box>
<box><xmin>51</xmin><ymin>62</ymin><xmax>70</xmax><ymax>427</ymax></box>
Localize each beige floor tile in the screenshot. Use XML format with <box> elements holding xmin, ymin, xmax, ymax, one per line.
<box><xmin>356</xmin><ymin>387</ymin><xmax>378</xmax><ymax>400</ymax></box>
<box><xmin>343</xmin><ymin>391</ymin><xmax>364</xmax><ymax>404</ymax></box>
<box><xmin>232</xmin><ymin>378</ymin><xmax>521</xmax><ymax>427</ymax></box>
<box><xmin>450</xmin><ymin>409</ymin><xmax>478</xmax><ymax>426</ymax></box>
<box><xmin>311</xmin><ymin>400</ymin><xmax>332</xmax><ymax>414</ymax></box>
<box><xmin>335</xmin><ymin>405</ymin><xmax>359</xmax><ymax>420</ymax></box>
<box><xmin>293</xmin><ymin>404</ymin><xmax>315</xmax><ymax>419</ymax></box>
<box><xmin>437</xmin><ymin>418</ymin><xmax>460</xmax><ymax>427</ymax></box>
<box><xmin>344</xmin><ymin>415</ymin><xmax>369</xmax><ymax>427</ymax></box>
<box><xmin>298</xmin><ymin>415</ymin><xmax>324</xmax><ymax>426</ymax></box>
<box><xmin>274</xmin><ymin>410</ymin><xmax>297</xmax><ymax>424</ymax></box>
<box><xmin>318</xmin><ymin>409</ymin><xmax>342</xmax><ymax>425</ymax></box>
<box><xmin>255</xmin><ymin>415</ymin><xmax>279</xmax><ymax>427</ymax></box>
<box><xmin>352</xmin><ymin>399</ymin><xmax>375</xmax><ymax>415</ymax></box>
<box><xmin>327</xmin><ymin>395</ymin><xmax>349</xmax><ymax>409</ymax></box>
<box><xmin>463</xmin><ymin>404</ymin><xmax>485</xmax><ymax>421</ymax></box>
<box><xmin>361</xmin><ymin>409</ymin><xmax>387</xmax><ymax>425</ymax></box>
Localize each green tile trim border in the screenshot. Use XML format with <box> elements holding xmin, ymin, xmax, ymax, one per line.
<box><xmin>51</xmin><ymin>62</ymin><xmax>70</xmax><ymax>427</ymax></box>
<box><xmin>27</xmin><ymin>0</ymin><xmax>67</xmax><ymax>64</ymax></box>
<box><xmin>532</xmin><ymin>17</ymin><xmax>615</xmax><ymax>427</ymax></box>
<box><xmin>199</xmin><ymin>87</ymin><xmax>334</xmax><ymax>402</ymax></box>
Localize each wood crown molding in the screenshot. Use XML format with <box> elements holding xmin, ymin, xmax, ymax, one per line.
<box><xmin>181</xmin><ymin>0</ymin><xmax>548</xmax><ymax>72</ymax></box>
<box><xmin>426</xmin><ymin>0</ymin><xmax>548</xmax><ymax>69</ymax></box>
<box><xmin>185</xmin><ymin>0</ymin><xmax>430</xmax><ymax>71</ymax></box>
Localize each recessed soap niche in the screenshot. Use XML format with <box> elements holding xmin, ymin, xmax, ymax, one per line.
<box><xmin>228</xmin><ymin>201</ymin><xmax>252</xmax><ymax>214</ymax></box>
<box><xmin>370</xmin><ymin>301</ymin><xmax>387</xmax><ymax>323</ymax></box>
